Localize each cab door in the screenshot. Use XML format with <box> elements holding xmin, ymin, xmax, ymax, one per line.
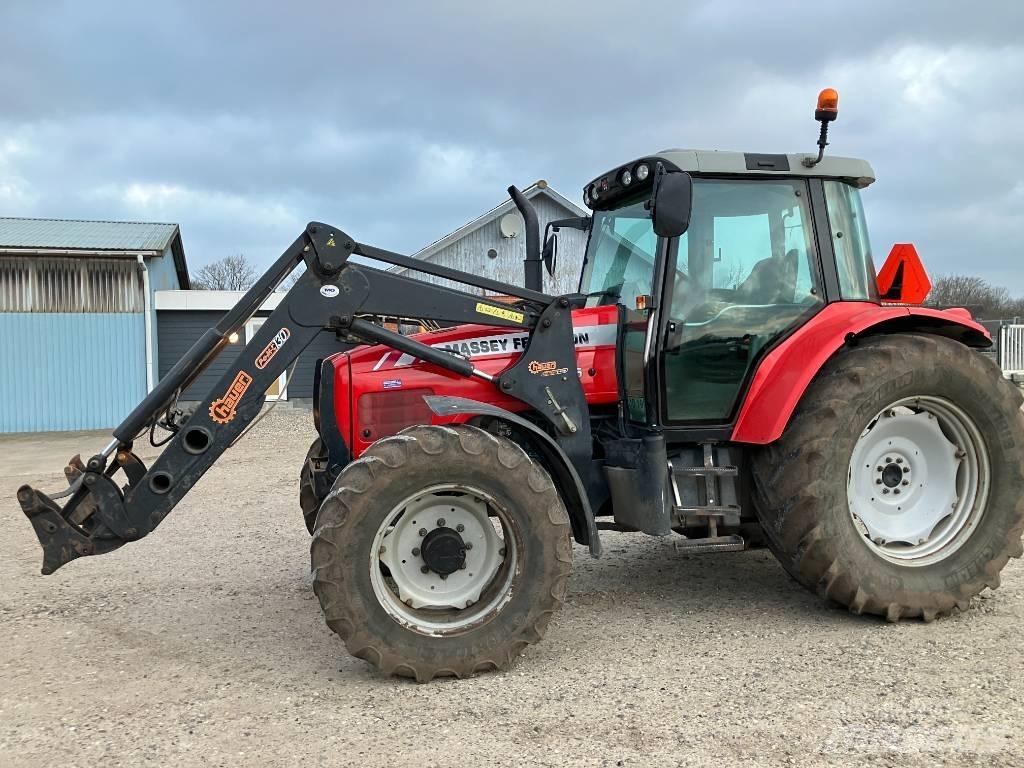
<box><xmin>658</xmin><ymin>178</ymin><xmax>825</xmax><ymax>424</ymax></box>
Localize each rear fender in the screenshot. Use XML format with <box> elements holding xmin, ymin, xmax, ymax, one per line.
<box><xmin>731</xmin><ymin>302</ymin><xmax>991</xmax><ymax>445</ymax></box>
<box><xmin>424</xmin><ymin>395</ymin><xmax>601</xmax><ymax>557</ymax></box>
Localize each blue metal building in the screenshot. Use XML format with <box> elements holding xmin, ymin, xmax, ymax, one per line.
<box><xmin>0</xmin><ymin>218</ymin><xmax>189</xmax><ymax>433</ymax></box>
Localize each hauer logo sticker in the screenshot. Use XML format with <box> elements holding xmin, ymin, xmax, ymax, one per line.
<box><xmin>528</xmin><ymin>360</ymin><xmax>569</xmax><ymax>377</ymax></box>
<box><xmin>320</xmin><ymin>285</ymin><xmax>340</xmax><ymax>298</ymax></box>
<box><xmin>209</xmin><ymin>371</ymin><xmax>253</xmax><ymax>425</ymax></box>
<box><xmin>382</xmin><ymin>379</ymin><xmax>403</xmax><ymax>389</ymax></box>
<box><xmin>255</xmin><ymin>327</ymin><xmax>291</xmax><ymax>369</ymax></box>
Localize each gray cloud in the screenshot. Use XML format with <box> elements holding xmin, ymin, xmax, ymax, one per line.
<box><xmin>1</xmin><ymin>1</ymin><xmax>1022</xmax><ymax>291</ymax></box>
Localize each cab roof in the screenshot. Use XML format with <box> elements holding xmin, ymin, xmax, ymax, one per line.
<box><xmin>583</xmin><ymin>149</ymin><xmax>876</xmax><ymax>211</ymax></box>
<box><xmin>653</xmin><ymin>149</ymin><xmax>875</xmax><ymax>187</ymax></box>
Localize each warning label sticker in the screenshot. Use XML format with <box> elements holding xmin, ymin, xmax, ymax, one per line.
<box><xmin>475</xmin><ymin>302</ymin><xmax>525</xmax><ymax>324</ymax></box>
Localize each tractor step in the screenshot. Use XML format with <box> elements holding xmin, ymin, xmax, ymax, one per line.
<box><xmin>669</xmin><ymin>443</ymin><xmax>742</xmax><ymax>527</ymax></box>
<box><xmin>673</xmin><ymin>534</ymin><xmax>745</xmax><ymax>554</ymax></box>
<box><xmin>673</xmin><ymin>505</ymin><xmax>742</xmax><ymax>516</ymax></box>
<box><xmin>671</xmin><ymin>464</ymin><xmax>738</xmax><ymax>477</ymax></box>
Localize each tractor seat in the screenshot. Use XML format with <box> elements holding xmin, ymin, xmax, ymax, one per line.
<box><xmin>736</xmin><ymin>248</ymin><xmax>799</xmax><ymax>304</ymax></box>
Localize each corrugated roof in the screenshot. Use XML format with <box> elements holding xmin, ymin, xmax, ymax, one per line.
<box><xmin>0</xmin><ymin>217</ymin><xmax>179</xmax><ymax>252</ymax></box>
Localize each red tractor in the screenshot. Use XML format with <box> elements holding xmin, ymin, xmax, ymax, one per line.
<box><xmin>19</xmin><ymin>91</ymin><xmax>1024</xmax><ymax>681</ymax></box>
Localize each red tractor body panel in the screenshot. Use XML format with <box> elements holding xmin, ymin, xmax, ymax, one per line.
<box><xmin>332</xmin><ymin>305</ymin><xmax>620</xmax><ymax>457</ymax></box>
<box><xmin>328</xmin><ymin>302</ymin><xmax>989</xmax><ymax>455</ymax></box>
<box><xmin>730</xmin><ymin>302</ymin><xmax>991</xmax><ymax>444</ymax></box>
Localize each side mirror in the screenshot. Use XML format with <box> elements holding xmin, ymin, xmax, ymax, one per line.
<box><xmin>541</xmin><ymin>217</ymin><xmax>588</xmax><ymax>278</ymax></box>
<box><xmin>542</xmin><ymin>231</ymin><xmax>557</xmax><ymax>276</ymax></box>
<box><xmin>650</xmin><ymin>167</ymin><xmax>693</xmax><ymax>238</ymax></box>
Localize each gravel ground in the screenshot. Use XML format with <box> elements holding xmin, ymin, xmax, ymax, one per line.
<box><xmin>2</xmin><ymin>408</ymin><xmax>1022</xmax><ymax>767</ymax></box>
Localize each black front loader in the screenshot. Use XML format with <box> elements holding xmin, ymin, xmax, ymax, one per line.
<box><xmin>17</xmin><ymin>189</ymin><xmax>593</xmax><ymax>575</ymax></box>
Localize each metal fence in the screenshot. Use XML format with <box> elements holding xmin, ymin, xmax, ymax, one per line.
<box><xmin>998</xmin><ymin>324</ymin><xmax>1024</xmax><ymax>378</ymax></box>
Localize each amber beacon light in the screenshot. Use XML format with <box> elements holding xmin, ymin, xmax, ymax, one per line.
<box><xmin>804</xmin><ymin>87</ymin><xmax>840</xmax><ymax>167</ymax></box>
<box><xmin>815</xmin><ymin>88</ymin><xmax>839</xmax><ymax>119</ymax></box>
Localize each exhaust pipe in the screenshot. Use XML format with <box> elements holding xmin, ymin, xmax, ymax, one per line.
<box><xmin>507</xmin><ymin>185</ymin><xmax>542</xmax><ymax>292</ymax></box>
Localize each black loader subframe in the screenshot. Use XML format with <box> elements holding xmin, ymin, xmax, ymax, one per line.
<box><xmin>18</xmin><ymin>187</ymin><xmax>598</xmax><ymax>575</ymax></box>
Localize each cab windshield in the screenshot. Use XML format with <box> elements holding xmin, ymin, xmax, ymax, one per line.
<box><xmin>578</xmin><ymin>195</ymin><xmax>657</xmax><ymax>307</ymax></box>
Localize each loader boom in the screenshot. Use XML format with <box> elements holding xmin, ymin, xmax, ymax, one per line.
<box><xmin>17</xmin><ymin>194</ymin><xmax>592</xmax><ymax>575</ymax></box>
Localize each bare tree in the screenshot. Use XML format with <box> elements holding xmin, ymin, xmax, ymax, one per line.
<box><xmin>276</xmin><ymin>265</ymin><xmax>306</xmax><ymax>292</ymax></box>
<box><xmin>925</xmin><ymin>276</ymin><xmax>1003</xmax><ymax>313</ymax></box>
<box><xmin>192</xmin><ymin>254</ymin><xmax>258</xmax><ymax>291</ymax></box>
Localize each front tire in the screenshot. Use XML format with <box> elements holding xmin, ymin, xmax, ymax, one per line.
<box><xmin>311</xmin><ymin>424</ymin><xmax>573</xmax><ymax>681</ymax></box>
<box><xmin>751</xmin><ymin>333</ymin><xmax>1024</xmax><ymax>621</ymax></box>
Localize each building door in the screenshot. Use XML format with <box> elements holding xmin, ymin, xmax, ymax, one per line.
<box><xmin>245</xmin><ymin>318</ymin><xmax>287</xmax><ymax>400</ymax></box>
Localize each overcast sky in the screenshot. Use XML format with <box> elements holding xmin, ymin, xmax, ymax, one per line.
<box><xmin>2</xmin><ymin>1</ymin><xmax>1022</xmax><ymax>292</ymax></box>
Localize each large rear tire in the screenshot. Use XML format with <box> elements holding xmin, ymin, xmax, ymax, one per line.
<box><xmin>750</xmin><ymin>333</ymin><xmax>1024</xmax><ymax>621</ymax></box>
<box><xmin>311</xmin><ymin>424</ymin><xmax>573</xmax><ymax>681</ymax></box>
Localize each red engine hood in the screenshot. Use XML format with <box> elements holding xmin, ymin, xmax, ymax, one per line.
<box><xmin>328</xmin><ymin>305</ymin><xmax>620</xmax><ymax>455</ymax></box>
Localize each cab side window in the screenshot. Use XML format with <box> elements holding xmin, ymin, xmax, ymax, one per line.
<box><xmin>824</xmin><ymin>180</ymin><xmax>879</xmax><ymax>301</ymax></box>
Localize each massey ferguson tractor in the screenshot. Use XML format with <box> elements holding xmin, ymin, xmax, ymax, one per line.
<box><xmin>18</xmin><ymin>90</ymin><xmax>1024</xmax><ymax>681</ymax></box>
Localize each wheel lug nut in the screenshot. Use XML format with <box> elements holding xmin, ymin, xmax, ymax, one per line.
<box><xmin>456</xmin><ymin>524</ymin><xmax>465</xmax><ymax>533</ymax></box>
<box><xmin>419</xmin><ymin>528</ymin><xmax>427</xmax><ymax>537</ymax></box>
<box><xmin>895</xmin><ymin>457</ymin><xmax>903</xmax><ymax>464</ymax></box>
<box><xmin>440</xmin><ymin>573</ymin><xmax>448</xmax><ymax>580</ymax></box>
<box><xmin>459</xmin><ymin>562</ymin><xmax>466</xmax><ymax>570</ymax></box>
<box><xmin>876</xmin><ymin>466</ymin><xmax>883</xmax><ymax>472</ymax></box>
<box><xmin>875</xmin><ymin>479</ymin><xmax>882</xmax><ymax>485</ymax></box>
<box><xmin>885</xmin><ymin>456</ymin><xmax>893</xmax><ymax>463</ymax></box>
<box><xmin>499</xmin><ymin>547</ymin><xmax>506</xmax><ymax>557</ymax></box>
<box><xmin>437</xmin><ymin>518</ymin><xmax>446</xmax><ymax>527</ymax></box>
<box><xmin>901</xmin><ymin>480</ymin><xmax>909</xmax><ymax>486</ymax></box>
<box><xmin>464</xmin><ymin>542</ymin><xmax>473</xmax><ymax>550</ymax></box>
<box><xmin>411</xmin><ymin>547</ymin><xmax>420</xmax><ymax>556</ymax></box>
<box><xmin>893</xmin><ymin>489</ymin><xmax>901</xmax><ymax>495</ymax></box>
<box><xmin>379</xmin><ymin>545</ymin><xmax>386</xmax><ymax>555</ymax></box>
<box><xmin>420</xmin><ymin>565</ymin><xmax>430</xmax><ymax>574</ymax></box>
<box><xmin>882</xmin><ymin>488</ymin><xmax>890</xmax><ymax>495</ymax></box>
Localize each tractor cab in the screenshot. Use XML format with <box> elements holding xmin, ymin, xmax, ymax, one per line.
<box><xmin>578</xmin><ymin>148</ymin><xmax>879</xmax><ymax>429</ymax></box>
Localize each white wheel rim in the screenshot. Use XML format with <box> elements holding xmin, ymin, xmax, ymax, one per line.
<box><xmin>370</xmin><ymin>484</ymin><xmax>518</xmax><ymax>635</ymax></box>
<box><xmin>847</xmin><ymin>395</ymin><xmax>989</xmax><ymax>566</ymax></box>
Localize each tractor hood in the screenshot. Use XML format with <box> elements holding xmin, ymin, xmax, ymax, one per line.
<box><xmin>326</xmin><ymin>305</ymin><xmax>620</xmax><ymax>457</ymax></box>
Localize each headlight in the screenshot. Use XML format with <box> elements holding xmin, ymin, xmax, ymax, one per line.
<box><xmin>621</xmin><ymin>169</ymin><xmax>632</xmax><ymax>186</ymax></box>
<box><xmin>590</xmin><ymin>184</ymin><xmax>599</xmax><ymax>201</ymax></box>
<box><xmin>583</xmin><ymin>187</ymin><xmax>591</xmax><ymax>205</ymax></box>
<box><xmin>635</xmin><ymin>163</ymin><xmax>649</xmax><ymax>181</ymax></box>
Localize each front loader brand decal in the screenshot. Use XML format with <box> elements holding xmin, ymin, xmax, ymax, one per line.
<box><xmin>475</xmin><ymin>302</ymin><xmax>524</xmax><ymax>324</ymax></box>
<box><xmin>528</xmin><ymin>360</ymin><xmax>569</xmax><ymax>377</ymax></box>
<box><xmin>320</xmin><ymin>285</ymin><xmax>340</xmax><ymax>298</ymax></box>
<box><xmin>326</xmin><ymin>236</ymin><xmax>336</xmax><ymax>247</ymax></box>
<box><xmin>209</xmin><ymin>370</ymin><xmax>253</xmax><ymax>425</ymax></box>
<box><xmin>255</xmin><ymin>327</ymin><xmax>291</xmax><ymax>370</ymax></box>
<box><xmin>382</xmin><ymin>378</ymin><xmax>402</xmax><ymax>389</ymax></box>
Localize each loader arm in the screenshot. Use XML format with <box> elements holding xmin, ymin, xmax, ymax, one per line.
<box><xmin>17</xmin><ymin>208</ymin><xmax>591</xmax><ymax>575</ymax></box>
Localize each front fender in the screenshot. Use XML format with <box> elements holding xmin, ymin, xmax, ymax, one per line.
<box><xmin>424</xmin><ymin>395</ymin><xmax>601</xmax><ymax>557</ymax></box>
<box><xmin>731</xmin><ymin>302</ymin><xmax>990</xmax><ymax>445</ymax></box>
